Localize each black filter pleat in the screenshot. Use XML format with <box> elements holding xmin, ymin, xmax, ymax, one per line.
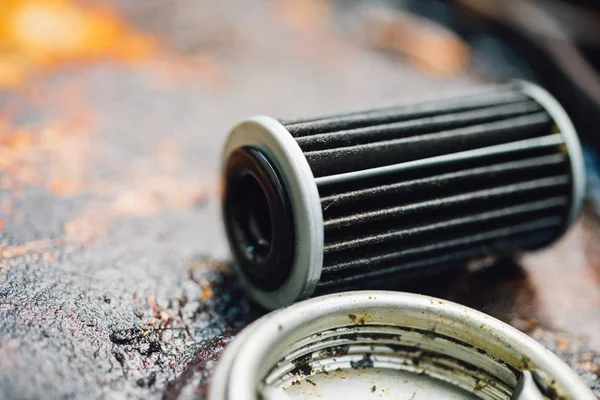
<box><xmin>296</xmin><ymin>100</ymin><xmax>542</xmax><ymax>151</ymax></box>
<box><xmin>322</xmin><ymin>176</ymin><xmax>568</xmax><ymax>230</ymax></box>
<box><xmin>314</xmin><ymin>231</ymin><xmax>557</xmax><ymax>294</ymax></box>
<box><xmin>322</xmin><ymin>196</ymin><xmax>568</xmax><ymax>255</ymax></box>
<box><xmin>305</xmin><ymin>112</ymin><xmax>552</xmax><ymax>176</ymax></box>
<box><xmin>279</xmin><ymin>84</ymin><xmax>573</xmax><ymax>293</ymax></box>
<box><xmin>320</xmin><ymin>154</ymin><xmax>567</xmax><ymax>212</ymax></box>
<box><xmin>317</xmin><ymin>219</ymin><xmax>560</xmax><ymax>289</ymax></box>
<box><xmin>283</xmin><ymin>88</ymin><xmax>529</xmax><ymax>135</ymax></box>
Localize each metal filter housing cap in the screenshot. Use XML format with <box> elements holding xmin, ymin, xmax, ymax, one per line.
<box><xmin>209</xmin><ymin>291</ymin><xmax>596</xmax><ymax>400</ymax></box>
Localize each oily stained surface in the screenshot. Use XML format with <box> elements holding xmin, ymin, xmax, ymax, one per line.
<box><xmin>0</xmin><ymin>1</ymin><xmax>598</xmax><ymax>398</ymax></box>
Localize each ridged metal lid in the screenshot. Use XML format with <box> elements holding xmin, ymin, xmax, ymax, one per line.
<box><xmin>209</xmin><ymin>291</ymin><xmax>595</xmax><ymax>400</ymax></box>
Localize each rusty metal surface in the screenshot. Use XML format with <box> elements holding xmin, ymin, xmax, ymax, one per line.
<box><xmin>0</xmin><ymin>1</ymin><xmax>598</xmax><ymax>399</ymax></box>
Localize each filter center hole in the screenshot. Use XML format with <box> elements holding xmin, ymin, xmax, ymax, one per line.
<box><xmin>236</xmin><ymin>174</ymin><xmax>273</xmax><ymax>261</ymax></box>
<box><xmin>223</xmin><ymin>147</ymin><xmax>294</xmax><ymax>292</ymax></box>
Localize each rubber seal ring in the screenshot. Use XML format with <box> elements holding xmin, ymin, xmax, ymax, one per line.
<box><xmin>223</xmin><ymin>147</ymin><xmax>295</xmax><ymax>291</ymax></box>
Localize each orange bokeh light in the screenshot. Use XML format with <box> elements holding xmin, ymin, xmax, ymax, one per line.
<box><xmin>0</xmin><ymin>0</ymin><xmax>155</xmax><ymax>88</ymax></box>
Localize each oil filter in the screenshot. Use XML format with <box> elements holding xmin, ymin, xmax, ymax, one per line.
<box><xmin>209</xmin><ymin>291</ymin><xmax>596</xmax><ymax>399</ymax></box>
<box><xmin>222</xmin><ymin>81</ymin><xmax>585</xmax><ymax>309</ymax></box>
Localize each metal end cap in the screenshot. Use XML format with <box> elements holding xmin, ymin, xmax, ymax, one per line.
<box><xmin>221</xmin><ymin>116</ymin><xmax>323</xmax><ymax>309</ymax></box>
<box><xmin>514</xmin><ymin>80</ymin><xmax>586</xmax><ymax>236</ymax></box>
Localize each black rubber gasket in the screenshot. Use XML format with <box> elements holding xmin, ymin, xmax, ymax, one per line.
<box><xmin>223</xmin><ymin>147</ymin><xmax>295</xmax><ymax>292</ymax></box>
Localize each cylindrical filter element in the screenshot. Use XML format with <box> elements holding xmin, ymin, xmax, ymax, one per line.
<box><xmin>221</xmin><ymin>81</ymin><xmax>585</xmax><ymax>309</ymax></box>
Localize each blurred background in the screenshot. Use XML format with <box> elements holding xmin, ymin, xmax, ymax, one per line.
<box><xmin>1</xmin><ymin>0</ymin><xmax>600</xmax><ymax>399</ymax></box>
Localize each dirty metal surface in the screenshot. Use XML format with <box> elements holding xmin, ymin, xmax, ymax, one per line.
<box><xmin>0</xmin><ymin>1</ymin><xmax>598</xmax><ymax>399</ymax></box>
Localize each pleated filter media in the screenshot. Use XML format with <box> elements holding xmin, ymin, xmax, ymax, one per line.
<box><xmin>221</xmin><ymin>81</ymin><xmax>585</xmax><ymax>309</ymax></box>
